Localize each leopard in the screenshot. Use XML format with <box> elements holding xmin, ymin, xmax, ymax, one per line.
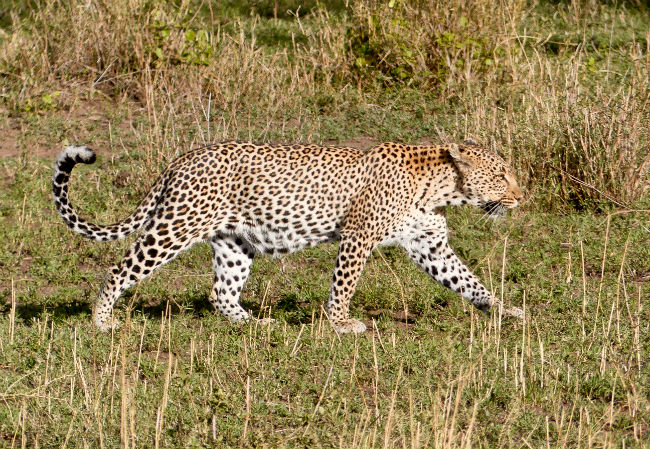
<box><xmin>52</xmin><ymin>140</ymin><xmax>524</xmax><ymax>334</ymax></box>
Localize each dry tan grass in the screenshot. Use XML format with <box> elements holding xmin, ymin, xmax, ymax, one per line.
<box><xmin>1</xmin><ymin>0</ymin><xmax>648</xmax><ymax>205</ymax></box>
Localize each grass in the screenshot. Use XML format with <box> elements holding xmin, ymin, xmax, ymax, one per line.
<box><xmin>1</xmin><ymin>154</ymin><xmax>648</xmax><ymax>448</ymax></box>
<box><xmin>0</xmin><ymin>0</ymin><xmax>649</xmax><ymax>448</ymax></box>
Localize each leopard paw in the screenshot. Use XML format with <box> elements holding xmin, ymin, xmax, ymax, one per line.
<box><xmin>256</xmin><ymin>317</ymin><xmax>276</xmax><ymax>326</ymax></box>
<box><xmin>330</xmin><ymin>318</ymin><xmax>367</xmax><ymax>334</ymax></box>
<box><xmin>491</xmin><ymin>300</ymin><xmax>525</xmax><ymax>322</ymax></box>
<box><xmin>94</xmin><ymin>316</ymin><xmax>120</xmax><ymax>332</ymax></box>
<box><xmin>502</xmin><ymin>306</ymin><xmax>525</xmax><ymax>322</ymax></box>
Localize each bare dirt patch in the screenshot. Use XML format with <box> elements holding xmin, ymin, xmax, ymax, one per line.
<box><xmin>325</xmin><ymin>135</ymin><xmax>379</xmax><ymax>149</ymax></box>
<box><xmin>0</xmin><ymin>98</ymin><xmax>137</xmax><ymax>159</ymax></box>
<box><xmin>0</xmin><ymin>113</ymin><xmax>22</xmax><ymax>158</ymax></box>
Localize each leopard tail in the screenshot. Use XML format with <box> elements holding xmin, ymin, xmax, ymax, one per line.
<box><xmin>52</xmin><ymin>146</ymin><xmax>166</xmax><ymax>242</ymax></box>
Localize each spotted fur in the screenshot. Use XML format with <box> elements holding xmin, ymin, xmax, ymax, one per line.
<box><xmin>52</xmin><ymin>140</ymin><xmax>523</xmax><ymax>333</ymax></box>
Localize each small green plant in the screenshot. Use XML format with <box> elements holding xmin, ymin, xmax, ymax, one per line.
<box><xmin>40</xmin><ymin>91</ymin><xmax>61</xmax><ymax>109</ymax></box>
<box><xmin>344</xmin><ymin>2</ymin><xmax>503</xmax><ymax>88</ymax></box>
<box><xmin>585</xmin><ymin>56</ymin><xmax>596</xmax><ymax>73</ymax></box>
<box><xmin>20</xmin><ymin>90</ymin><xmax>61</xmax><ymax>113</ymax></box>
<box><xmin>151</xmin><ymin>9</ymin><xmax>214</xmax><ymax>66</ymax></box>
<box><xmin>346</xmin><ymin>3</ymin><xmax>423</xmax><ymax>85</ymax></box>
<box><xmin>182</xmin><ymin>28</ymin><xmax>212</xmax><ymax>65</ymax></box>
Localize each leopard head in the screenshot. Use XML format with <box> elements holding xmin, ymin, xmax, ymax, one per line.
<box><xmin>449</xmin><ymin>141</ymin><xmax>523</xmax><ymax>217</ymax></box>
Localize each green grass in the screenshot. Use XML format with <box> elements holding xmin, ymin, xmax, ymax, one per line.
<box><xmin>1</xmin><ymin>0</ymin><xmax>649</xmax><ymax>447</ymax></box>
<box><xmin>1</xmin><ymin>155</ymin><xmax>648</xmax><ymax>448</ymax></box>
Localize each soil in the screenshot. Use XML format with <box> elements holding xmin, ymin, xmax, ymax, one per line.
<box><xmin>0</xmin><ymin>99</ymin><xmax>135</xmax><ymax>159</ymax></box>
<box><xmin>0</xmin><ymin>113</ymin><xmax>22</xmax><ymax>158</ymax></box>
<box><xmin>325</xmin><ymin>135</ymin><xmax>379</xmax><ymax>149</ymax></box>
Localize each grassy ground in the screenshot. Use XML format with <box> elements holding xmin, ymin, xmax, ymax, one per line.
<box><xmin>1</xmin><ymin>1</ymin><xmax>649</xmax><ymax>448</ymax></box>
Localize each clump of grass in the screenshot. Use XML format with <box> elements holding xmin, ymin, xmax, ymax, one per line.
<box><xmin>338</xmin><ymin>0</ymin><xmax>516</xmax><ymax>87</ymax></box>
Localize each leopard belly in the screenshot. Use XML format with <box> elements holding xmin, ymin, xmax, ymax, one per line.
<box><xmin>235</xmin><ymin>222</ymin><xmax>341</xmax><ymax>256</ymax></box>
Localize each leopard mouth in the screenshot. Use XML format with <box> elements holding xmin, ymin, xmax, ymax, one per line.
<box><xmin>480</xmin><ymin>201</ymin><xmax>506</xmax><ymax>217</ymax></box>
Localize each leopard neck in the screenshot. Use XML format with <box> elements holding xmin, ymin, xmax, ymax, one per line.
<box><xmin>414</xmin><ymin>148</ymin><xmax>474</xmax><ymax>211</ymax></box>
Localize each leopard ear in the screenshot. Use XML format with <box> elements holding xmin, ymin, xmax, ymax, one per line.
<box><xmin>448</xmin><ymin>144</ymin><xmax>473</xmax><ymax>171</ymax></box>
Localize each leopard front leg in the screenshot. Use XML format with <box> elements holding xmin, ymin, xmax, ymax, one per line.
<box><xmin>401</xmin><ymin>231</ymin><xmax>495</xmax><ymax>314</ymax></box>
<box><xmin>327</xmin><ymin>236</ymin><xmax>373</xmax><ymax>334</ymax></box>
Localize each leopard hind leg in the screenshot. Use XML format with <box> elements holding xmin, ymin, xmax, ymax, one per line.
<box><xmin>208</xmin><ymin>235</ymin><xmax>260</xmax><ymax>323</ymax></box>
<box><xmin>93</xmin><ymin>220</ymin><xmax>202</xmax><ymax>331</ymax></box>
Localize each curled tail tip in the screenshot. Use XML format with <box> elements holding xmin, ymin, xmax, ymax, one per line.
<box><xmin>56</xmin><ymin>145</ymin><xmax>96</xmax><ymax>169</ymax></box>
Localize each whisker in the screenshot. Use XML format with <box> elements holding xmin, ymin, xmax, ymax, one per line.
<box><xmin>486</xmin><ymin>203</ymin><xmax>500</xmax><ymax>225</ymax></box>
<box><xmin>477</xmin><ymin>206</ymin><xmax>495</xmax><ymax>226</ymax></box>
<box><xmin>477</xmin><ymin>201</ymin><xmax>503</xmax><ymax>227</ymax></box>
<box><xmin>477</xmin><ymin>206</ymin><xmax>492</xmax><ymax>226</ymax></box>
